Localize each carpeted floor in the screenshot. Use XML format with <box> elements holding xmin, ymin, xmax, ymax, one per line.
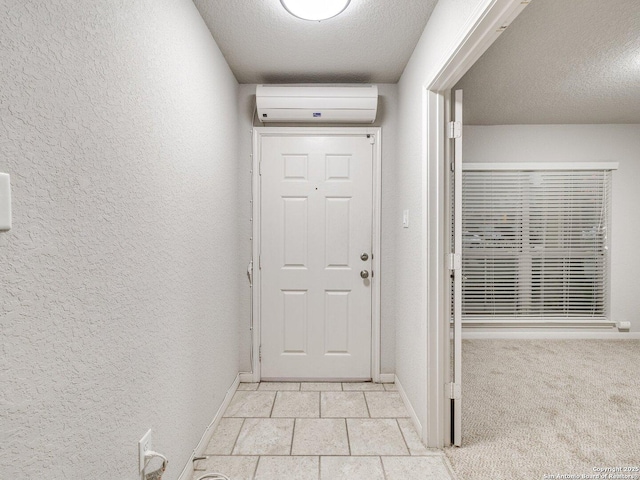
<box><xmin>445</xmin><ymin>339</ymin><xmax>640</xmax><ymax>480</ymax></box>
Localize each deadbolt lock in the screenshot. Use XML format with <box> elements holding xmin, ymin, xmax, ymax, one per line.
<box><xmin>360</xmin><ymin>270</ymin><xmax>369</xmax><ymax>279</ymax></box>
<box><xmin>360</xmin><ymin>253</ymin><xmax>369</xmax><ymax>261</ymax></box>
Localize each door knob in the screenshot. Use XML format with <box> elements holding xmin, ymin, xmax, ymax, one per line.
<box><xmin>360</xmin><ymin>270</ymin><xmax>369</xmax><ymax>279</ymax></box>
<box><xmin>360</xmin><ymin>253</ymin><xmax>369</xmax><ymax>261</ymax></box>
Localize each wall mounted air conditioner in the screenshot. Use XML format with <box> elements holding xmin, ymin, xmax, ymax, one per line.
<box><xmin>256</xmin><ymin>84</ymin><xmax>378</xmax><ymax>123</ymax></box>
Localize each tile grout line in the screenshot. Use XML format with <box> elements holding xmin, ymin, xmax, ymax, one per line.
<box><xmin>199</xmin><ymin>454</ymin><xmax>429</xmax><ymax>457</ymax></box>
<box><xmin>268</xmin><ymin>390</ymin><xmax>277</xmax><ymax>417</ymax></box>
<box><xmin>344</xmin><ymin>418</ymin><xmax>352</xmax><ymax>456</ymax></box>
<box><xmin>380</xmin><ymin>455</ymin><xmax>389</xmax><ymax>480</ymax></box>
<box><xmin>252</xmin><ymin>456</ymin><xmax>260</xmax><ymax>480</ymax></box>
<box><xmin>363</xmin><ymin>391</ymin><xmax>372</xmax><ymax>418</ymax></box>
<box><xmin>395</xmin><ymin>418</ymin><xmax>412</xmax><ymax>456</ymax></box>
<box><xmin>225</xmin><ymin>415</ymin><xmax>408</xmax><ymax>420</ymax></box>
<box><xmin>230</xmin><ymin>418</ymin><xmax>246</xmax><ymax>456</ymax></box>
<box><xmin>226</xmin><ymin>416</ymin><xmax>411</xmax><ymax>420</ymax></box>
<box><xmin>290</xmin><ymin>417</ymin><xmax>296</xmax><ymax>455</ymax></box>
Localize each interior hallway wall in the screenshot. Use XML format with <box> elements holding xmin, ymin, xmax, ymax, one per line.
<box><xmin>236</xmin><ymin>84</ymin><xmax>398</xmax><ymax>375</ymax></box>
<box><xmin>463</xmin><ymin>124</ymin><xmax>640</xmax><ymax>334</ymax></box>
<box><xmin>395</xmin><ymin>0</ymin><xmax>496</xmax><ymax>441</ymax></box>
<box><xmin>0</xmin><ymin>1</ymin><xmax>241</xmax><ymax>478</ymax></box>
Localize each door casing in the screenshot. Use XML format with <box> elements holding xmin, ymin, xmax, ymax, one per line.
<box><xmin>251</xmin><ymin>126</ymin><xmax>382</xmax><ymax>383</ymax></box>
<box><xmin>422</xmin><ymin>0</ymin><xmax>529</xmax><ymax>448</ymax></box>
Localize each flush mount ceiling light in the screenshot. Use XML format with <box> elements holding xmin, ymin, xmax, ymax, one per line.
<box><xmin>280</xmin><ymin>0</ymin><xmax>351</xmax><ymax>21</ymax></box>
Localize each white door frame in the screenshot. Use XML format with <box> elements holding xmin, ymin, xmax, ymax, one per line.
<box><xmin>251</xmin><ymin>126</ymin><xmax>383</xmax><ymax>383</ymax></box>
<box><xmin>421</xmin><ymin>0</ymin><xmax>530</xmax><ymax>447</ymax></box>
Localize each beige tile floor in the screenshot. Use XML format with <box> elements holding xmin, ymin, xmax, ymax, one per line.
<box><xmin>192</xmin><ymin>382</ymin><xmax>455</xmax><ymax>480</ymax></box>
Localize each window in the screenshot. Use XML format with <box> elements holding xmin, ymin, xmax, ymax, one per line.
<box><xmin>461</xmin><ymin>165</ymin><xmax>615</xmax><ymax>324</ymax></box>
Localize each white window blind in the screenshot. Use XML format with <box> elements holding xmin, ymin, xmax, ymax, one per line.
<box><xmin>461</xmin><ymin>165</ymin><xmax>614</xmax><ymax>323</ymax></box>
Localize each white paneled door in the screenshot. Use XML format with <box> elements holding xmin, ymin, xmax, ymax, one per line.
<box><xmin>260</xmin><ymin>133</ymin><xmax>374</xmax><ymax>379</ymax></box>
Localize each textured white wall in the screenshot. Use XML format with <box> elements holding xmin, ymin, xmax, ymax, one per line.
<box><xmin>395</xmin><ymin>0</ymin><xmax>491</xmax><ymax>438</ymax></box>
<box><xmin>236</xmin><ymin>84</ymin><xmax>398</xmax><ymax>374</ymax></box>
<box><xmin>464</xmin><ymin>124</ymin><xmax>640</xmax><ymax>333</ymax></box>
<box><xmin>0</xmin><ymin>1</ymin><xmax>241</xmax><ymax>479</ymax></box>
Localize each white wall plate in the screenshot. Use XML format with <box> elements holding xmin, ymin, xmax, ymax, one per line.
<box><xmin>0</xmin><ymin>173</ymin><xmax>11</xmax><ymax>231</ymax></box>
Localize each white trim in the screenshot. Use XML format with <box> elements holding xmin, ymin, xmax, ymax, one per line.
<box><xmin>463</xmin><ymin>331</ymin><xmax>640</xmax><ymax>340</ymax></box>
<box><xmin>251</xmin><ymin>127</ymin><xmax>383</xmax><ymax>382</ymax></box>
<box><xmin>238</xmin><ymin>372</ymin><xmax>254</xmax><ymax>383</ymax></box>
<box><xmin>395</xmin><ymin>374</ymin><xmax>422</xmax><ymax>438</ymax></box>
<box><xmin>371</xmin><ymin>127</ymin><xmax>383</xmax><ymax>383</ymax></box>
<box><xmin>379</xmin><ymin>373</ymin><xmax>395</xmax><ymax>383</ymax></box>
<box><xmin>251</xmin><ymin>127</ymin><xmax>262</xmax><ymax>383</ymax></box>
<box><xmin>262</xmin><ymin>376</ymin><xmax>370</xmax><ymax>382</ymax></box>
<box><xmin>424</xmin><ymin>89</ymin><xmax>447</xmax><ymax>448</ymax></box>
<box><xmin>462</xmin><ymin>319</ymin><xmax>617</xmax><ymax>328</ymax></box>
<box><xmin>428</xmin><ymin>0</ymin><xmax>529</xmax><ymax>92</ymax></box>
<box><xmin>463</xmin><ymin>162</ymin><xmax>619</xmax><ymax>171</ymax></box>
<box><xmin>451</xmin><ymin>89</ymin><xmax>463</xmax><ymax>447</ymax></box>
<box><xmin>423</xmin><ymin>0</ymin><xmax>529</xmax><ymax>448</ymax></box>
<box><xmin>177</xmin><ymin>374</ymin><xmax>240</xmax><ymax>480</ymax></box>
<box><xmin>443</xmin><ymin>88</ymin><xmax>453</xmax><ymax>448</ymax></box>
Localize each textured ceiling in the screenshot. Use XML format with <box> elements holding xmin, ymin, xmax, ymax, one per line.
<box><xmin>455</xmin><ymin>0</ymin><xmax>640</xmax><ymax>125</ymax></box>
<box><xmin>193</xmin><ymin>0</ymin><xmax>438</xmax><ymax>84</ymax></box>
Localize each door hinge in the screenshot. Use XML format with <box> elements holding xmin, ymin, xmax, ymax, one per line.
<box><xmin>367</xmin><ymin>134</ymin><xmax>375</xmax><ymax>145</ymax></box>
<box><xmin>448</xmin><ymin>121</ymin><xmax>462</xmax><ymax>139</ymax></box>
<box><xmin>259</xmin><ymin>159</ymin><xmax>262</xmax><ymax>176</ymax></box>
<box><xmin>259</xmin><ymin>255</ymin><xmax>262</xmax><ymax>270</ymax></box>
<box><xmin>448</xmin><ymin>253</ymin><xmax>461</xmax><ymax>271</ymax></box>
<box><xmin>259</xmin><ymin>346</ymin><xmax>262</xmax><ymax>362</ymax></box>
<box><xmin>448</xmin><ymin>382</ymin><xmax>461</xmax><ymax>400</ymax></box>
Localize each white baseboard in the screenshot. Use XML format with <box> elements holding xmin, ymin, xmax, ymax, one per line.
<box><xmin>394</xmin><ymin>375</ymin><xmax>422</xmax><ymax>438</ymax></box>
<box><xmin>463</xmin><ymin>331</ymin><xmax>640</xmax><ymax>340</ymax></box>
<box><xmin>177</xmin><ymin>373</ymin><xmax>241</xmax><ymax>480</ymax></box>
<box><xmin>241</xmin><ymin>372</ymin><xmax>395</xmax><ymax>383</ymax></box>
<box><xmin>379</xmin><ymin>373</ymin><xmax>395</xmax><ymax>383</ymax></box>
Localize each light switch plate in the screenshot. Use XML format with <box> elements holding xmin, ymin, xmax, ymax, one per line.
<box><xmin>402</xmin><ymin>209</ymin><xmax>409</xmax><ymax>228</ymax></box>
<box><xmin>0</xmin><ymin>173</ymin><xmax>11</xmax><ymax>231</ymax></box>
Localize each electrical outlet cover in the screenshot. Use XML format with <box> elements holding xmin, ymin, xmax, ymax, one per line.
<box><xmin>139</xmin><ymin>429</ymin><xmax>152</xmax><ymax>473</ymax></box>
